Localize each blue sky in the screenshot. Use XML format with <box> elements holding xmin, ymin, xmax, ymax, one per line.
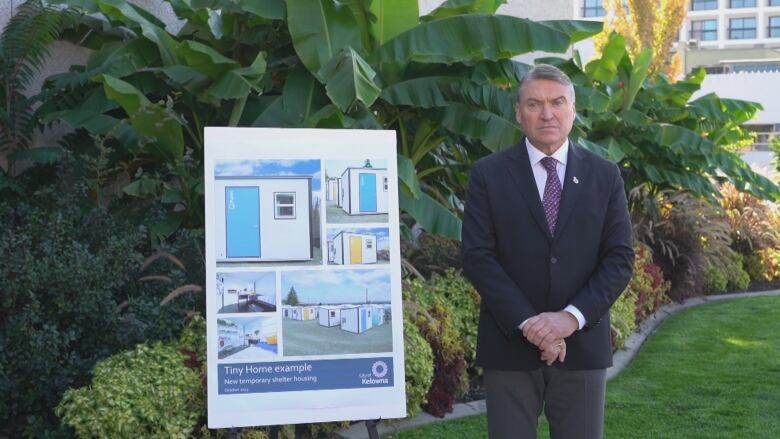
<box><xmin>324</xmin><ymin>159</ymin><xmax>387</xmax><ymax>180</ymax></box>
<box><xmin>326</xmin><ymin>227</ymin><xmax>390</xmax><ymax>251</ymax></box>
<box><xmin>281</xmin><ymin>269</ymin><xmax>391</xmax><ymax>304</ymax></box>
<box><xmin>215</xmin><ymin>159</ymin><xmax>321</xmax><ymax>191</ymax></box>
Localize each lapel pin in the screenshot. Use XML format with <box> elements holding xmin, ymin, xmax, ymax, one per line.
<box><xmin>573</xmin><ymin>176</ymin><xmax>579</xmax><ymax>184</ymax></box>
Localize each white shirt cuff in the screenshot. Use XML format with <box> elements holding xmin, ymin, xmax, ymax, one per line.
<box><xmin>564</xmin><ymin>305</ymin><xmax>586</xmax><ymax>330</ymax></box>
<box><xmin>519</xmin><ymin>318</ymin><xmax>531</xmax><ymax>330</ymax></box>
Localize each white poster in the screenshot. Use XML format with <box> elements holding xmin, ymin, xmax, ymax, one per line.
<box><xmin>204</xmin><ymin>128</ymin><xmax>406</xmax><ymax>428</ymax></box>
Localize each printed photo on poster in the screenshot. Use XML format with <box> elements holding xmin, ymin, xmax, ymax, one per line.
<box><xmin>326</xmin><ymin>227</ymin><xmax>390</xmax><ymax>266</ymax></box>
<box><xmin>324</xmin><ymin>159</ymin><xmax>388</xmax><ymax>224</ymax></box>
<box><xmin>280</xmin><ymin>269</ymin><xmax>392</xmax><ymax>356</ymax></box>
<box><xmin>218</xmin><ymin>315</ymin><xmax>279</xmax><ymax>360</ymax></box>
<box><xmin>214</xmin><ymin>159</ymin><xmax>321</xmax><ymax>266</ymax></box>
<box><xmin>216</xmin><ymin>272</ymin><xmax>276</xmax><ymax>314</ymax></box>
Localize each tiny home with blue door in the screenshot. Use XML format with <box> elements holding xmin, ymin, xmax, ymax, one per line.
<box><xmin>340</xmin><ymin>305</ymin><xmax>373</xmax><ymax>333</ymax></box>
<box><xmin>214</xmin><ymin>176</ymin><xmax>313</xmax><ymax>262</ymax></box>
<box><xmin>339</xmin><ymin>167</ymin><xmax>388</xmax><ymax>215</ymax></box>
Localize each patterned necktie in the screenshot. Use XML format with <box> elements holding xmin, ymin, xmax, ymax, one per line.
<box><xmin>541</xmin><ymin>156</ymin><xmax>562</xmax><ymax>235</ymax></box>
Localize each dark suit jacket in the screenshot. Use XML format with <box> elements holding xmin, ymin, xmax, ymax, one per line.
<box><xmin>461</xmin><ymin>139</ymin><xmax>635</xmax><ymax>370</ymax></box>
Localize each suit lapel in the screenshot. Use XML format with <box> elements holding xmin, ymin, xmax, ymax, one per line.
<box><xmin>554</xmin><ymin>141</ymin><xmax>591</xmax><ymax>241</ymax></box>
<box><xmin>506</xmin><ymin>140</ymin><xmax>553</xmax><ymax>242</ymax></box>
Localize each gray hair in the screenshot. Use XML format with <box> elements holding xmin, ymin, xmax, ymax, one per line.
<box><xmin>517</xmin><ymin>64</ymin><xmax>575</xmax><ymax>103</ymax></box>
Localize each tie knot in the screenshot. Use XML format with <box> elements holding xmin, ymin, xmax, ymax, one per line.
<box><xmin>541</xmin><ymin>157</ymin><xmax>557</xmax><ymax>173</ymax></box>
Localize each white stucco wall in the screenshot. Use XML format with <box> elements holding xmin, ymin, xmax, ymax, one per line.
<box><xmin>695</xmin><ymin>70</ymin><xmax>780</xmax><ymax>125</ymax></box>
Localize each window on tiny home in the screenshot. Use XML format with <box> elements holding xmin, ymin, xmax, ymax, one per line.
<box><xmin>367</xmin><ymin>239</ymin><xmax>373</xmax><ymax>249</ymax></box>
<box><xmin>274</xmin><ymin>192</ymin><xmax>296</xmax><ymax>219</ymax></box>
<box><xmin>383</xmin><ymin>176</ymin><xmax>388</xmax><ymax>191</ymax></box>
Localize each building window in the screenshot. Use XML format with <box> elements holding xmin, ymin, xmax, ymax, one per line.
<box><xmin>582</xmin><ymin>0</ymin><xmax>606</xmax><ymax>17</ymax></box>
<box><xmin>729</xmin><ymin>17</ymin><xmax>757</xmax><ymax>38</ymax></box>
<box><xmin>274</xmin><ymin>192</ymin><xmax>296</xmax><ymax>219</ymax></box>
<box><xmin>770</xmin><ymin>16</ymin><xmax>780</xmax><ymax>37</ymax></box>
<box><xmin>690</xmin><ymin>19</ymin><xmax>718</xmax><ymax>40</ymax></box>
<box><xmin>691</xmin><ymin>0</ymin><xmax>718</xmax><ymax>10</ymax></box>
<box><xmin>730</xmin><ymin>0</ymin><xmax>756</xmax><ymax>7</ymax></box>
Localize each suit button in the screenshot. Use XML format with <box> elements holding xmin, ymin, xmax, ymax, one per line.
<box><xmin>550</xmin><ymin>257</ymin><xmax>557</xmax><ymax>264</ymax></box>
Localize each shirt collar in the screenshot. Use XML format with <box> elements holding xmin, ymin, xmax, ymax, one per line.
<box><xmin>525</xmin><ymin>138</ymin><xmax>569</xmax><ymax>166</ymax></box>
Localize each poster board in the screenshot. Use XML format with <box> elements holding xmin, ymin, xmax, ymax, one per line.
<box><xmin>204</xmin><ymin>128</ymin><xmax>406</xmax><ymax>428</ymax></box>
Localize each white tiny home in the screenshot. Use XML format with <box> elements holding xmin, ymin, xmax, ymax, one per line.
<box><xmin>318</xmin><ymin>305</ymin><xmax>343</xmax><ymax>327</ymax></box>
<box><xmin>292</xmin><ymin>306</ymin><xmax>317</xmax><ymax>321</ymax></box>
<box><xmin>215</xmin><ymin>176</ymin><xmax>313</xmax><ymax>262</ymax></box>
<box><xmin>340</xmin><ymin>306</ymin><xmax>373</xmax><ymax>333</ymax></box>
<box><xmin>326</xmin><ymin>178</ymin><xmax>340</xmax><ymax>202</ymax></box>
<box><xmin>339</xmin><ymin>167</ymin><xmax>388</xmax><ymax>215</ymax></box>
<box><xmin>331</xmin><ymin>231</ymin><xmax>377</xmax><ymax>265</ymax></box>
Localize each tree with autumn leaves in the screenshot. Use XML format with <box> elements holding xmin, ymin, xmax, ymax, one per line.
<box><xmin>595</xmin><ymin>0</ymin><xmax>688</xmax><ymax>79</ymax></box>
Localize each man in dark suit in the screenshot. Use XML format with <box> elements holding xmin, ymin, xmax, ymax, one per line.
<box><xmin>461</xmin><ymin>64</ymin><xmax>635</xmax><ymax>438</ymax></box>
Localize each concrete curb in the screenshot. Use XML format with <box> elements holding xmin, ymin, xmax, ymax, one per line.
<box><xmin>337</xmin><ymin>290</ymin><xmax>780</xmax><ymax>439</ymax></box>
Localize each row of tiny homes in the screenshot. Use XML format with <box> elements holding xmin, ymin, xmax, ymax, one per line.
<box><xmin>283</xmin><ymin>304</ymin><xmax>387</xmax><ymax>334</ymax></box>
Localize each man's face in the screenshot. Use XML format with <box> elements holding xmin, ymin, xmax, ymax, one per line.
<box><xmin>515</xmin><ymin>79</ymin><xmax>575</xmax><ymax>154</ymax></box>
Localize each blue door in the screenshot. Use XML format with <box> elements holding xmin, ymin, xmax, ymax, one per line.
<box><xmin>360</xmin><ymin>308</ymin><xmax>370</xmax><ymax>332</ymax></box>
<box><xmin>359</xmin><ymin>173</ymin><xmax>377</xmax><ymax>212</ymax></box>
<box><xmin>226</xmin><ymin>187</ymin><xmax>260</xmax><ymax>258</ymax></box>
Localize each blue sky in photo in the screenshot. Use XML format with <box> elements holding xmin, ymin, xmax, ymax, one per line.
<box><xmin>324</xmin><ymin>159</ymin><xmax>387</xmax><ymax>181</ymax></box>
<box><xmin>216</xmin><ymin>159</ymin><xmax>321</xmax><ymax>191</ymax></box>
<box><xmin>326</xmin><ymin>227</ymin><xmax>390</xmax><ymax>251</ymax></box>
<box><xmin>281</xmin><ymin>269</ymin><xmax>391</xmax><ymax>305</ymax></box>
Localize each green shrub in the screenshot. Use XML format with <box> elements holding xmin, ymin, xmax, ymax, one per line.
<box><xmin>403</xmin><ymin>280</ymin><xmax>468</xmax><ymax>417</ymax></box>
<box><xmin>611</xmin><ymin>244</ymin><xmax>670</xmax><ymax>350</ymax></box>
<box><xmin>703</xmin><ymin>264</ymin><xmax>728</xmax><ymax>294</ymax></box>
<box><xmin>610</xmin><ymin>289</ymin><xmax>638</xmax><ymax>351</ymax></box>
<box><xmin>56</xmin><ymin>342</ymin><xmax>202</xmax><ymax>438</ymax></box>
<box><xmin>0</xmin><ymin>184</ymin><xmax>186</xmax><ymax>436</ymax></box>
<box><xmin>419</xmin><ymin>269</ymin><xmax>480</xmax><ymax>372</ymax></box>
<box><xmin>402</xmin><ymin>310</ymin><xmax>434</xmax><ymax>418</ymax></box>
<box><xmin>745</xmin><ymin>248</ymin><xmax>780</xmax><ymax>282</ymax></box>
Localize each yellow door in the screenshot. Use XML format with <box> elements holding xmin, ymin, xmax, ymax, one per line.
<box><xmin>350</xmin><ymin>236</ymin><xmax>363</xmax><ymax>264</ymax></box>
<box><xmin>304</xmin><ymin>309</ymin><xmax>310</xmax><ymax>319</ymax></box>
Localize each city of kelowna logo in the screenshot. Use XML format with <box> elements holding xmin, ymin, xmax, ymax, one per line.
<box><xmin>359</xmin><ymin>360</ymin><xmax>390</xmax><ymax>385</ymax></box>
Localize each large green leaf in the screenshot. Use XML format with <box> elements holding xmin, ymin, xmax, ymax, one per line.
<box><xmin>538</xmin><ymin>20</ymin><xmax>603</xmax><ymax>45</ymax></box>
<box><xmin>585</xmin><ymin>32</ymin><xmax>625</xmax><ymax>83</ymax></box>
<box><xmin>10</xmin><ymin>146</ymin><xmax>67</xmax><ymax>164</ymax></box>
<box><xmin>95</xmin><ymin>75</ymin><xmax>183</xmax><ymax>160</ymax></box>
<box><xmin>369</xmin><ymin>0</ymin><xmax>419</xmax><ymax>46</ymax></box>
<box><xmin>175</xmin><ymin>40</ymin><xmax>240</xmax><ymax>78</ymax></box>
<box><xmin>95</xmin><ymin>74</ymin><xmax>150</xmax><ymax>114</ymax></box>
<box><xmin>282</xmin><ymin>65</ymin><xmax>330</xmax><ymax>125</ymax></box>
<box><xmin>422</xmin><ymin>0</ymin><xmax>506</xmax><ymax>22</ymax></box>
<box><xmin>287</xmin><ymin>0</ymin><xmax>365</xmax><ymax>79</ymax></box>
<box><xmin>85</xmin><ymin>38</ymin><xmax>160</xmax><ymax>78</ymax></box>
<box><xmin>399</xmin><ymin>191</ymin><xmax>462</xmax><ymax>240</ymax></box>
<box><xmin>397</xmin><ymin>153</ymin><xmax>422</xmax><ymax>198</ymax></box>
<box><xmin>436</xmin><ymin>102</ymin><xmax>520</xmax><ymax>151</ymax></box>
<box><xmin>318</xmin><ymin>47</ymin><xmax>381</xmax><ymax>111</ymax></box>
<box><xmin>96</xmin><ymin>0</ymin><xmax>179</xmax><ymax>66</ymax></box>
<box><xmin>237</xmin><ymin>0</ymin><xmax>286</xmax><ymax>20</ymax></box>
<box><xmin>376</xmin><ymin>16</ymin><xmax>590</xmax><ymax>81</ymax></box>
<box><xmin>621</xmin><ymin>48</ymin><xmax>651</xmax><ymax>112</ymax></box>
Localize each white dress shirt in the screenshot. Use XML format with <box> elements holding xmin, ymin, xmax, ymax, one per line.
<box><xmin>520</xmin><ymin>138</ymin><xmax>586</xmax><ymax>331</ymax></box>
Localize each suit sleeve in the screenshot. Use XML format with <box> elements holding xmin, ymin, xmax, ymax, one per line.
<box><xmin>461</xmin><ymin>162</ymin><xmax>538</xmax><ymax>338</ymax></box>
<box><xmin>569</xmin><ymin>163</ymin><xmax>635</xmax><ymax>327</ymax></box>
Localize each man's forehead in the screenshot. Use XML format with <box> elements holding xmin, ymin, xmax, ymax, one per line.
<box><xmin>520</xmin><ymin>79</ymin><xmax>572</xmax><ymax>101</ymax></box>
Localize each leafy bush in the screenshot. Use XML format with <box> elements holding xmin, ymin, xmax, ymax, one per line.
<box><xmin>402</xmin><ymin>309</ymin><xmax>434</xmax><ymax>418</ymax></box>
<box><xmin>720</xmin><ymin>182</ymin><xmax>780</xmax><ymax>255</ymax></box>
<box><xmin>403</xmin><ymin>280</ymin><xmax>468</xmax><ymax>418</ymax></box>
<box><xmin>704</xmin><ymin>252</ymin><xmax>750</xmax><ymax>295</ymax></box>
<box><xmin>633</xmin><ymin>189</ymin><xmax>732</xmax><ymax>301</ymax></box>
<box><xmin>401</xmin><ymin>234</ymin><xmax>462</xmax><ymax>279</ymax></box>
<box><xmin>703</xmin><ymin>264</ymin><xmax>728</xmax><ymax>295</ymax></box>
<box><xmin>0</xmin><ymin>183</ymin><xmax>186</xmax><ymax>436</ymax></box>
<box><xmin>745</xmin><ymin>248</ymin><xmax>780</xmax><ymax>283</ymax></box>
<box><xmin>416</xmin><ymin>269</ymin><xmax>480</xmax><ymax>372</ymax></box>
<box><xmin>610</xmin><ymin>288</ymin><xmax>638</xmax><ymax>351</ymax></box>
<box><xmin>611</xmin><ymin>243</ymin><xmax>670</xmax><ymax>350</ymax></box>
<box><xmin>56</xmin><ymin>342</ymin><xmax>202</xmax><ymax>438</ymax></box>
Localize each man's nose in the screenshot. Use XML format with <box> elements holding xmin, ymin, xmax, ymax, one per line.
<box><xmin>540</xmin><ymin>105</ymin><xmax>553</xmax><ymax>120</ymax></box>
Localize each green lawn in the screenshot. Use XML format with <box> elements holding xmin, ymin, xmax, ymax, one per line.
<box><xmin>389</xmin><ymin>295</ymin><xmax>780</xmax><ymax>438</ymax></box>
